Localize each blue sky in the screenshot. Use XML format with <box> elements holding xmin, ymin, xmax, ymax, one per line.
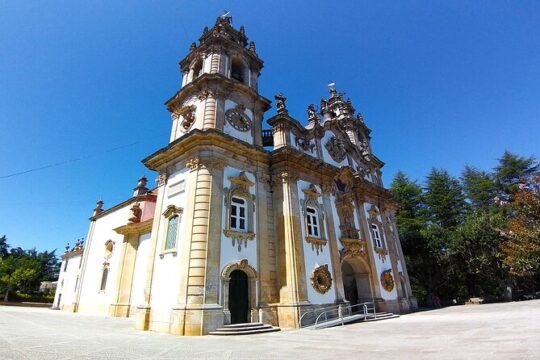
<box><xmin>1</xmin><ymin>1</ymin><xmax>539</xmax><ymax>253</ymax></box>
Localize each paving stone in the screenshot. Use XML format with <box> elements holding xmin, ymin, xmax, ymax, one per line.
<box><xmin>0</xmin><ymin>301</ymin><xmax>539</xmax><ymax>359</ymax></box>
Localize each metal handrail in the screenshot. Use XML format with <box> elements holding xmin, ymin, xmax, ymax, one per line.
<box><xmin>312</xmin><ymin>301</ymin><xmax>376</xmax><ymax>328</ymax></box>
<box><xmin>300</xmin><ymin>304</ymin><xmax>341</xmax><ymax>328</ymax></box>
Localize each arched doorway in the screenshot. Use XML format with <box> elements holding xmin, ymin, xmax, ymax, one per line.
<box><xmin>341</xmin><ymin>258</ymin><xmax>372</xmax><ymax>309</ymax></box>
<box><xmin>228</xmin><ymin>270</ymin><xmax>249</xmax><ymax>324</ymax></box>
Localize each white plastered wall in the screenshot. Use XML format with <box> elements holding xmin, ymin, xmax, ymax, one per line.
<box><xmin>78</xmin><ymin>206</ymin><xmax>130</xmax><ymax>313</ymax></box>
<box><xmin>220</xmin><ymin>167</ymin><xmax>258</xmax><ymax>274</ymax></box>
<box><xmin>363</xmin><ymin>203</ymin><xmax>398</xmax><ymax>301</ymax></box>
<box><xmin>55</xmin><ymin>255</ymin><xmax>82</xmax><ymax>308</ymax></box>
<box><xmin>129</xmin><ymin>232</ymin><xmax>151</xmax><ymax>309</ymax></box>
<box><xmin>297</xmin><ymin>180</ymin><xmax>335</xmax><ymax>304</ymax></box>
<box><xmin>148</xmin><ymin>166</ymin><xmax>190</xmax><ymax>324</ymax></box>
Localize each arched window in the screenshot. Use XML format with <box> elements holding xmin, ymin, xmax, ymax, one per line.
<box><xmin>230</xmin><ymin>197</ymin><xmax>247</xmax><ymax>231</ymax></box>
<box><xmin>192</xmin><ymin>59</ymin><xmax>203</xmax><ymax>79</ymax></box>
<box><xmin>165</xmin><ymin>215</ymin><xmax>179</xmax><ymax>250</ymax></box>
<box><xmin>100</xmin><ymin>267</ymin><xmax>109</xmax><ymax>291</ymax></box>
<box><xmin>371</xmin><ymin>224</ymin><xmax>382</xmax><ymax>248</ymax></box>
<box><xmin>306</xmin><ymin>207</ymin><xmax>320</xmax><ymax>238</ymax></box>
<box><xmin>231</xmin><ymin>58</ymin><xmax>245</xmax><ymax>83</ymax></box>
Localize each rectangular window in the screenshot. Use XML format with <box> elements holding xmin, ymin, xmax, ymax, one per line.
<box><xmin>74</xmin><ymin>276</ymin><xmax>79</xmax><ymax>292</ymax></box>
<box><xmin>63</xmin><ymin>259</ymin><xmax>69</xmax><ymax>272</ymax></box>
<box><xmin>165</xmin><ymin>215</ymin><xmax>179</xmax><ymax>250</ymax></box>
<box><xmin>306</xmin><ymin>207</ymin><xmax>320</xmax><ymax>238</ymax></box>
<box><xmin>231</xmin><ymin>197</ymin><xmax>247</xmax><ymax>231</ymax></box>
<box><xmin>100</xmin><ymin>268</ymin><xmax>109</xmax><ymax>291</ymax></box>
<box><xmin>371</xmin><ymin>224</ymin><xmax>382</xmax><ymax>248</ymax></box>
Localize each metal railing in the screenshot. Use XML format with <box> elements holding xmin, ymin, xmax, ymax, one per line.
<box><xmin>300</xmin><ymin>301</ymin><xmax>376</xmax><ymax>329</ymax></box>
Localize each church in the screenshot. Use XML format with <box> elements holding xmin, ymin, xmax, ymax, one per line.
<box><xmin>54</xmin><ymin>15</ymin><xmax>417</xmax><ymax>336</ymax></box>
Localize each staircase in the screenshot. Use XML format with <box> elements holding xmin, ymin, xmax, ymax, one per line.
<box><xmin>209</xmin><ymin>322</ymin><xmax>281</xmax><ymax>336</ymax></box>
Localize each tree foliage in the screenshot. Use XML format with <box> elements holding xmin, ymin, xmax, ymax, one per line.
<box><xmin>0</xmin><ymin>236</ymin><xmax>59</xmax><ymax>301</ymax></box>
<box><xmin>391</xmin><ymin>151</ymin><xmax>539</xmax><ymax>305</ymax></box>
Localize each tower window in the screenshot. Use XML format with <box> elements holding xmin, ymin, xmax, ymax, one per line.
<box><xmin>192</xmin><ymin>59</ymin><xmax>203</xmax><ymax>79</ymax></box>
<box><xmin>230</xmin><ymin>197</ymin><xmax>247</xmax><ymax>231</ymax></box>
<box><xmin>231</xmin><ymin>58</ymin><xmax>245</xmax><ymax>83</ymax></box>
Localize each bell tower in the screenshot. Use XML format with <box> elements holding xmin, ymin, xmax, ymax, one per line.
<box><xmin>166</xmin><ymin>14</ymin><xmax>271</xmax><ymax>145</ymax></box>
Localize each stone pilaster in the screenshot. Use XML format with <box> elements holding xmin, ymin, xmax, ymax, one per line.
<box><xmin>134</xmin><ymin>172</ymin><xmax>167</xmax><ymax>331</ymax></box>
<box><xmin>109</xmin><ymin>234</ymin><xmax>139</xmax><ymax>317</ymax></box>
<box><xmin>170</xmin><ymin>158</ymin><xmax>225</xmax><ymax>336</ymax></box>
<box><xmin>202</xmin><ymin>91</ymin><xmax>217</xmax><ymax>130</ymax></box>
<box><xmin>274</xmin><ymin>170</ymin><xmax>308</xmax><ymax>328</ymax></box>
<box><xmin>321</xmin><ymin>183</ymin><xmax>346</xmax><ymax>303</ymax></box>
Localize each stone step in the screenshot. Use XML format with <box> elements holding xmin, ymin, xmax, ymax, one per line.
<box><xmin>220</xmin><ymin>322</ymin><xmax>264</xmax><ymax>329</ymax></box>
<box><xmin>213</xmin><ymin>324</ymin><xmax>274</xmax><ymax>332</ymax></box>
<box><xmin>209</xmin><ymin>323</ymin><xmax>281</xmax><ymax>336</ymax></box>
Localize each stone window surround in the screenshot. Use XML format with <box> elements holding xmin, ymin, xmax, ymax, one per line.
<box><xmin>223</xmin><ymin>172</ymin><xmax>256</xmax><ymax>250</ymax></box>
<box><xmin>367</xmin><ymin>205</ymin><xmax>388</xmax><ymax>256</ymax></box>
<box><xmin>301</xmin><ymin>184</ymin><xmax>327</xmax><ymax>255</ymax></box>
<box><xmin>160</xmin><ymin>205</ymin><xmax>183</xmax><ymax>258</ymax></box>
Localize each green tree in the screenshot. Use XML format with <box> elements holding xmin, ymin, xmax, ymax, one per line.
<box><xmin>495</xmin><ymin>151</ymin><xmax>538</xmax><ymax>200</ymax></box>
<box><xmin>0</xmin><ymin>256</ymin><xmax>41</xmax><ymax>301</ymax></box>
<box><xmin>0</xmin><ymin>235</ymin><xmax>8</xmax><ymax>258</ymax></box>
<box><xmin>424</xmin><ymin>169</ymin><xmax>467</xmax><ymax>228</ymax></box>
<box><xmin>462</xmin><ymin>166</ymin><xmax>497</xmax><ymax>210</ymax></box>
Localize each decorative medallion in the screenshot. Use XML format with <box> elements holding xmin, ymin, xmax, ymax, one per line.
<box><xmin>311</xmin><ymin>264</ymin><xmax>332</xmax><ymax>294</ymax></box>
<box><xmin>225</xmin><ymin>104</ymin><xmax>251</xmax><ymax>131</ymax></box>
<box><xmin>325</xmin><ymin>137</ymin><xmax>347</xmax><ymax>162</ymax></box>
<box><xmin>174</xmin><ymin>105</ymin><xmax>197</xmax><ymax>130</ymax></box>
<box><xmin>295</xmin><ymin>136</ymin><xmax>315</xmax><ymax>153</ymax></box>
<box><xmin>380</xmin><ymin>270</ymin><xmax>395</xmax><ymax>292</ymax></box>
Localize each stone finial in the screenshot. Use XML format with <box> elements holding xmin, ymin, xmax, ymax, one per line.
<box><xmin>93</xmin><ymin>200</ymin><xmax>104</xmax><ymax>216</ymax></box>
<box><xmin>203</xmin><ymin>26</ymin><xmax>209</xmax><ymax>34</ymax></box>
<box><xmin>64</xmin><ymin>243</ymin><xmax>70</xmax><ymax>254</ymax></box>
<box><xmin>190</xmin><ymin>42</ymin><xmax>197</xmax><ymax>51</ymax></box>
<box><xmin>133</xmin><ymin>176</ymin><xmax>149</xmax><ymax>197</ymax></box>
<box><xmin>218</xmin><ymin>10</ymin><xmax>232</xmax><ymax>24</ymax></box>
<box><xmin>356</xmin><ymin>112</ymin><xmax>364</xmax><ymax>122</ymax></box>
<box><xmin>239</xmin><ymin>26</ymin><xmax>245</xmax><ymax>36</ymax></box>
<box><xmin>275</xmin><ymin>92</ymin><xmax>288</xmax><ymax>115</ymax></box>
<box><xmin>328</xmin><ymin>82</ymin><xmax>337</xmax><ymax>97</ymax></box>
<box><xmin>249</xmin><ymin>41</ymin><xmax>256</xmax><ymax>53</ymax></box>
<box><xmin>128</xmin><ymin>203</ymin><xmax>142</xmax><ymax>224</ymax></box>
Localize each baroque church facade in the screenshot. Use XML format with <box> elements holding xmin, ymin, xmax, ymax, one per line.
<box><xmin>54</xmin><ymin>15</ymin><xmax>416</xmax><ymax>336</ymax></box>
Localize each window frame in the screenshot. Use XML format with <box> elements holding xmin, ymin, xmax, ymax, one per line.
<box><xmin>302</xmin><ymin>184</ymin><xmax>327</xmax><ymax>255</ymax></box>
<box><xmin>160</xmin><ymin>205</ymin><xmax>183</xmax><ymax>257</ymax></box>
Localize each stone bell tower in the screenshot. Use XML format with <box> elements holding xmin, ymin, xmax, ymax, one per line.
<box><xmin>166</xmin><ymin>14</ymin><xmax>270</xmax><ymax>145</ymax></box>
<box><xmin>138</xmin><ymin>14</ymin><xmax>272</xmax><ymax>336</ymax></box>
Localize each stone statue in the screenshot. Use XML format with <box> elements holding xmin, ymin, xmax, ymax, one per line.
<box><xmin>307</xmin><ymin>104</ymin><xmax>318</xmax><ymax>121</ymax></box>
<box><xmin>275</xmin><ymin>92</ymin><xmax>287</xmax><ymax>114</ymax></box>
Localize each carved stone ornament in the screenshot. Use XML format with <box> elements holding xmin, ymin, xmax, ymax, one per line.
<box><xmin>380</xmin><ymin>270</ymin><xmax>395</xmax><ymax>292</ymax></box>
<box><xmin>311</xmin><ymin>264</ymin><xmax>332</xmax><ymax>294</ymax></box>
<box><xmin>128</xmin><ymin>203</ymin><xmax>142</xmax><ymax>224</ymax></box>
<box><xmin>325</xmin><ymin>137</ymin><xmax>347</xmax><ymax>162</ymax></box>
<box><xmin>156</xmin><ymin>172</ymin><xmax>168</xmax><ymax>186</ymax></box>
<box><xmin>275</xmin><ymin>92</ymin><xmax>288</xmax><ymax>114</ymax></box>
<box><xmin>173</xmin><ymin>105</ymin><xmax>197</xmax><ymax>130</ymax></box>
<box><xmin>295</xmin><ymin>136</ymin><xmax>315</xmax><ymax>153</ymax></box>
<box><xmin>340</xmin><ymin>238</ymin><xmax>368</xmax><ymax>260</ymax></box>
<box><xmin>224</xmin><ymin>229</ymin><xmax>256</xmax><ymax>251</ymax></box>
<box><xmin>225</xmin><ymin>104</ymin><xmax>251</xmax><ymax>132</ymax></box>
<box><xmin>162</xmin><ymin>205</ymin><xmax>183</xmax><ymax>219</ymax></box>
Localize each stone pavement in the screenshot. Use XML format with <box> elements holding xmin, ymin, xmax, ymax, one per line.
<box><xmin>1</xmin><ymin>300</ymin><xmax>539</xmax><ymax>359</ymax></box>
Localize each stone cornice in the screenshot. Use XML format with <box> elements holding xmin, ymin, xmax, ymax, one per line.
<box><xmin>62</xmin><ymin>248</ymin><xmax>83</xmax><ymax>260</ymax></box>
<box><xmin>114</xmin><ymin>218</ymin><xmax>153</xmax><ymax>236</ymax></box>
<box><xmin>142</xmin><ymin>129</ymin><xmax>270</xmax><ymax>171</ymax></box>
<box><xmin>90</xmin><ymin>193</ymin><xmax>157</xmax><ymax>222</ymax></box>
<box><xmin>165</xmin><ymin>73</ymin><xmax>271</xmax><ymax>113</ymax></box>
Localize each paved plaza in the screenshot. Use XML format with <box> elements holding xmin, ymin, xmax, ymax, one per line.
<box><xmin>0</xmin><ymin>300</ymin><xmax>539</xmax><ymax>359</ymax></box>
